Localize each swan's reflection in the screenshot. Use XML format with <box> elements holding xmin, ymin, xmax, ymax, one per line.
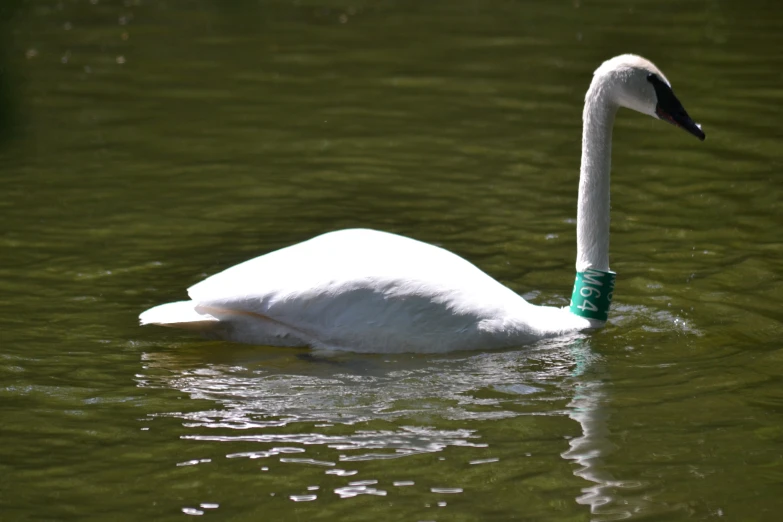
<box><xmin>561</xmin><ymin>340</ymin><xmax>651</xmax><ymax>521</ymax></box>
<box><xmin>137</xmin><ymin>335</ymin><xmax>639</xmax><ymax>516</ymax></box>
<box><xmin>138</xmin><ymin>342</ymin><xmax>572</xmax><ymax>460</ymax></box>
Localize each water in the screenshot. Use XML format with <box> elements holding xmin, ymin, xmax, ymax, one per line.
<box><xmin>2</xmin><ymin>0</ymin><xmax>783</xmax><ymax>520</ymax></box>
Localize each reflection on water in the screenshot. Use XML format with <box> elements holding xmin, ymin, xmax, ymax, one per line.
<box><xmin>137</xmin><ymin>340</ymin><xmax>570</xmax><ymax>459</ymax></box>
<box><xmin>137</xmin><ymin>311</ymin><xmax>696</xmax><ymax>518</ymax></box>
<box><xmin>561</xmin><ymin>341</ymin><xmax>641</xmax><ymax>521</ymax></box>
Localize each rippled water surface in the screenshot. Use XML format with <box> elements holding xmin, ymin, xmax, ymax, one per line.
<box><xmin>2</xmin><ymin>0</ymin><xmax>783</xmax><ymax>520</ymax></box>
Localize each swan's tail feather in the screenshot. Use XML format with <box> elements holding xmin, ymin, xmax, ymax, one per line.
<box><xmin>139</xmin><ymin>301</ymin><xmax>220</xmax><ymax>331</ymax></box>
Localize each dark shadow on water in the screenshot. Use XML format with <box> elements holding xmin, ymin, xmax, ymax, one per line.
<box><xmin>0</xmin><ymin>1</ymin><xmax>22</xmax><ymax>149</ymax></box>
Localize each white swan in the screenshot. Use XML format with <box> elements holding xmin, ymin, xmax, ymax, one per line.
<box><xmin>140</xmin><ymin>54</ymin><xmax>705</xmax><ymax>353</ymax></box>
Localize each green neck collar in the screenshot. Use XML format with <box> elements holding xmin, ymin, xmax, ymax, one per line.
<box><xmin>569</xmin><ymin>269</ymin><xmax>616</xmax><ymax>321</ymax></box>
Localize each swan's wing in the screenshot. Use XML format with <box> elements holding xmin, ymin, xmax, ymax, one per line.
<box><xmin>187</xmin><ymin>229</ymin><xmax>529</xmax><ymax>351</ymax></box>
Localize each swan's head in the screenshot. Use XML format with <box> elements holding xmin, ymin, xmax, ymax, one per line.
<box><xmin>593</xmin><ymin>54</ymin><xmax>705</xmax><ymax>141</ymax></box>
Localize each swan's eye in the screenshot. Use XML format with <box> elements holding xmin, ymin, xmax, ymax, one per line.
<box><xmin>647</xmin><ymin>73</ymin><xmax>659</xmax><ymax>84</ymax></box>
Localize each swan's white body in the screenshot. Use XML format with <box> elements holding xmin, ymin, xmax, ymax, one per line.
<box><xmin>141</xmin><ymin>229</ymin><xmax>594</xmax><ymax>352</ymax></box>
<box><xmin>140</xmin><ymin>55</ymin><xmax>704</xmax><ymax>353</ymax></box>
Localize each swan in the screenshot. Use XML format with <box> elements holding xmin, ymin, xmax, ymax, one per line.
<box><xmin>140</xmin><ymin>54</ymin><xmax>705</xmax><ymax>353</ymax></box>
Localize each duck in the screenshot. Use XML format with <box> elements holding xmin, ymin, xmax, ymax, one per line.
<box><xmin>140</xmin><ymin>54</ymin><xmax>705</xmax><ymax>353</ymax></box>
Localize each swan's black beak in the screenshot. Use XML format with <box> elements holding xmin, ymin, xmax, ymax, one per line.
<box><xmin>647</xmin><ymin>73</ymin><xmax>706</xmax><ymax>141</ymax></box>
<box><xmin>655</xmin><ymin>105</ymin><xmax>705</xmax><ymax>141</ymax></box>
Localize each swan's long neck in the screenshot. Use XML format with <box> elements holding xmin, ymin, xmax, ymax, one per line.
<box><xmin>576</xmin><ymin>76</ymin><xmax>618</xmax><ymax>273</ymax></box>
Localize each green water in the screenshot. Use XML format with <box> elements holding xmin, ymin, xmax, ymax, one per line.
<box><xmin>2</xmin><ymin>0</ymin><xmax>783</xmax><ymax>520</ymax></box>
